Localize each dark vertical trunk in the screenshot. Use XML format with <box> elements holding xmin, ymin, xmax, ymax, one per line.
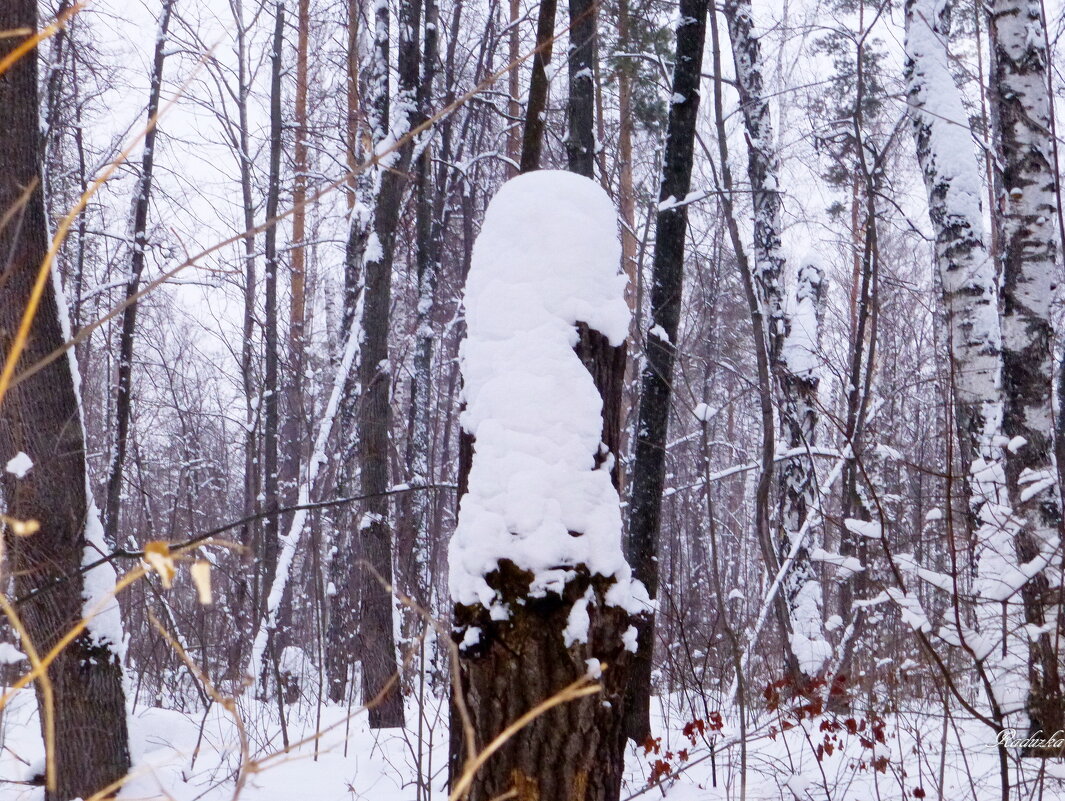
<box><xmin>623</xmin><ymin>0</ymin><xmax>708</xmax><ymax>741</ymax></box>
<box><xmin>233</xmin><ymin>0</ymin><xmax>261</xmax><ymax>664</ymax></box>
<box><xmin>830</xmin><ymin>89</ymin><xmax>881</xmax><ymax>712</ymax></box>
<box><xmin>0</xmin><ymin>4</ymin><xmax>131</xmax><ymax>797</ymax></box>
<box><xmin>355</xmin><ymin>0</ymin><xmax>421</xmax><ymax>728</ymax></box>
<box><xmin>565</xmin><ymin>0</ymin><xmax>626</xmax><ymax>487</ymax></box>
<box><xmin>565</xmin><ymin>0</ymin><xmax>596</xmax><ymax>179</ymax></box>
<box><xmin>506</xmin><ymin>0</ymin><xmax>521</xmax><ymax>172</ymax></box>
<box><xmin>257</xmin><ymin>6</ymin><xmax>286</xmax><ymax>713</ymax></box>
<box><xmin>519</xmin><ymin>0</ymin><xmax>557</xmax><ymax>172</ymax></box>
<box><xmin>104</xmin><ymin>0</ymin><xmax>176</xmax><ymax>545</ymax></box>
<box><xmin>261</xmin><ymin>1</ymin><xmax>284</xmax><ymax>620</ymax></box>
<box><xmin>400</xmin><ymin>0</ymin><xmax>441</xmax><ymax>612</ymax></box>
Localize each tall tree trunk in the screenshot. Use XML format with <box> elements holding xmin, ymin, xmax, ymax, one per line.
<box><xmin>907</xmin><ymin>0</ymin><xmax>1003</xmax><ymax>514</ymax></box>
<box><xmin>104</xmin><ymin>0</ymin><xmax>176</xmax><ymax>545</ymax></box>
<box><xmin>623</xmin><ymin>0</ymin><xmax>708</xmax><ymax>741</ymax></box>
<box><xmin>723</xmin><ymin>0</ymin><xmax>828</xmax><ymax>686</ymax></box>
<box><xmin>280</xmin><ymin>0</ymin><xmax>311</xmax><ymax>552</ymax></box>
<box><xmin>616</xmin><ymin>0</ymin><xmax>638</xmax><ymax>312</ymax></box>
<box><xmin>261</xmin><ymin>0</ymin><xmax>284</xmax><ymax>628</ymax></box>
<box><xmin>776</xmin><ymin>262</ymin><xmax>828</xmax><ymax>680</ymax></box>
<box><xmin>506</xmin><ymin>0</ymin><xmax>521</xmax><ymax>172</ymax></box>
<box><xmin>565</xmin><ymin>0</ymin><xmax>626</xmax><ymax>486</ymax></box>
<box><xmin>355</xmin><ymin>0</ymin><xmax>421</xmax><ymax>728</ymax></box>
<box><xmin>257</xmin><ymin>6</ymin><xmax>287</xmax><ymax>715</ymax></box>
<box><xmin>326</xmin><ymin>0</ymin><xmax>368</xmax><ymax>704</ymax></box>
<box><xmin>904</xmin><ymin>0</ymin><xmax>1016</xmax><ymax>729</ymax></box>
<box><xmin>565</xmin><ymin>0</ymin><xmax>596</xmax><ymax>178</ymax></box>
<box><xmin>519</xmin><ymin>0</ymin><xmax>557</xmax><ymax>172</ymax></box>
<box><xmin>401</xmin><ymin>0</ymin><xmax>441</xmax><ymax>613</ymax></box>
<box><xmin>0</xmin><ymin>4</ymin><xmax>131</xmax><ymax>797</ymax></box>
<box><xmin>986</xmin><ymin>0</ymin><xmax>1065</xmax><ymax>753</ymax></box>
<box><xmin>232</xmin><ymin>0</ymin><xmax>262</xmax><ymax>668</ymax></box>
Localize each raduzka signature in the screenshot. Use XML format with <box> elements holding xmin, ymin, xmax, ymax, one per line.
<box><xmin>995</xmin><ymin>729</ymin><xmax>1065</xmax><ymax>750</ymax></box>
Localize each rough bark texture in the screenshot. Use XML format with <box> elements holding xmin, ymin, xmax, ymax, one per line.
<box><xmin>776</xmin><ymin>264</ymin><xmax>827</xmax><ymax>681</ymax></box>
<box><xmin>565</xmin><ymin>0</ymin><xmax>597</xmax><ymax>179</ymax></box>
<box><xmin>452</xmin><ymin>564</ymin><xmax>630</xmax><ymax>801</ymax></box>
<box><xmin>104</xmin><ymin>0</ymin><xmax>176</xmax><ymax>544</ymax></box>
<box><xmin>623</xmin><ymin>1</ymin><xmax>708</xmax><ymax>741</ymax></box>
<box><xmin>0</xmin><ymin>4</ymin><xmax>131</xmax><ymax>797</ymax></box>
<box><xmin>722</xmin><ymin>0</ymin><xmax>785</xmax><ymax>358</ymax></box>
<box><xmin>401</xmin><ymin>0</ymin><xmax>441</xmax><ymax>611</ymax></box>
<box><xmin>355</xmin><ymin>0</ymin><xmax>421</xmax><ymax>728</ymax></box>
<box><xmin>905</xmin><ymin>0</ymin><xmax>1002</xmax><ymax>524</ymax></box>
<box><xmin>904</xmin><ymin>0</ymin><xmax>1019</xmax><ymax>734</ymax></box>
<box><xmin>986</xmin><ymin>0</ymin><xmax>1065</xmax><ymax>753</ymax></box>
<box><xmin>564</xmin><ymin>1</ymin><xmax>627</xmax><ymax>486</ymax></box>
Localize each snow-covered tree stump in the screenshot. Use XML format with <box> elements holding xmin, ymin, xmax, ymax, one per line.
<box><xmin>449</xmin><ymin>171</ymin><xmax>647</xmax><ymax>801</ymax></box>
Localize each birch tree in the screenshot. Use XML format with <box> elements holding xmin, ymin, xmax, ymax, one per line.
<box><xmin>724</xmin><ymin>0</ymin><xmax>829</xmax><ymax>686</ymax></box>
<box><xmin>986</xmin><ymin>0</ymin><xmax>1065</xmax><ymax>751</ymax></box>
<box><xmin>904</xmin><ymin>0</ymin><xmax>1020</xmax><ymax>735</ymax></box>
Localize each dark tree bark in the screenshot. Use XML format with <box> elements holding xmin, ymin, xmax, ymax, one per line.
<box><xmin>519</xmin><ymin>0</ymin><xmax>558</xmax><ymax>172</ymax></box>
<box><xmin>565</xmin><ymin>0</ymin><xmax>596</xmax><ymax>179</ymax></box>
<box><xmin>829</xmin><ymin>89</ymin><xmax>881</xmax><ymax>714</ymax></box>
<box><xmin>355</xmin><ymin>0</ymin><xmax>422</xmax><ymax>728</ymax></box>
<box><xmin>400</xmin><ymin>0</ymin><xmax>441</xmax><ymax>610</ymax></box>
<box><xmin>452</xmin><ymin>565</ymin><xmax>632</xmax><ymax>801</ymax></box>
<box><xmin>506</xmin><ymin>0</ymin><xmax>521</xmax><ymax>172</ymax></box>
<box><xmin>623</xmin><ymin>0</ymin><xmax>708</xmax><ymax>741</ymax></box>
<box><xmin>0</xmin><ymin>4</ymin><xmax>131</xmax><ymax>798</ymax></box>
<box><xmin>104</xmin><ymin>0</ymin><xmax>176</xmax><ymax>545</ymax></box>
<box><xmin>564</xmin><ymin>0</ymin><xmax>626</xmax><ymax>487</ymax></box>
<box><xmin>986</xmin><ymin>0</ymin><xmax>1065</xmax><ymax>753</ymax></box>
<box><xmin>227</xmin><ymin>0</ymin><xmax>261</xmax><ymax>650</ymax></box>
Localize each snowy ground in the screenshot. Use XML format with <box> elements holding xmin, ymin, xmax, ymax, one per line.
<box><xmin>1</xmin><ymin>687</ymin><xmax>1063</xmax><ymax>800</ymax></box>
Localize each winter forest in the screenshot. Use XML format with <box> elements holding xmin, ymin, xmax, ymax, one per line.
<box><xmin>3</xmin><ymin>0</ymin><xmax>1065</xmax><ymax>797</ymax></box>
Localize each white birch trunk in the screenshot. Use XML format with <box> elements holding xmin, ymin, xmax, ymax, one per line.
<box><xmin>985</xmin><ymin>0</ymin><xmax>1064</xmax><ymax>746</ymax></box>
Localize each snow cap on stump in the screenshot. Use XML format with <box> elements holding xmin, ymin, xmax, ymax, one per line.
<box><xmin>450</xmin><ymin>170</ymin><xmax>647</xmax><ymax>629</ymax></box>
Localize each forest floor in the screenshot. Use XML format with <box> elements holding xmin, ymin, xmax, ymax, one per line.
<box><xmin>2</xmin><ymin>686</ymin><xmax>1063</xmax><ymax>800</ymax></box>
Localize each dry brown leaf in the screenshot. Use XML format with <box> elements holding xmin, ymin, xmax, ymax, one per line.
<box><xmin>190</xmin><ymin>560</ymin><xmax>212</xmax><ymax>604</ymax></box>
<box><xmin>143</xmin><ymin>541</ymin><xmax>176</xmax><ymax>588</ymax></box>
